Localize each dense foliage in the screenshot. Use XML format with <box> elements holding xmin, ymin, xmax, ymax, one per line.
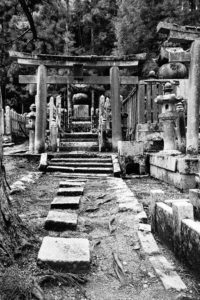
<box><xmin>1</xmin><ymin>0</ymin><xmax>200</xmax><ymax>111</ymax></box>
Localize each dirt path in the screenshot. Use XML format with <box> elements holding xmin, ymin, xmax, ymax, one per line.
<box><xmin>2</xmin><ymin>156</ymin><xmax>200</xmax><ymax>300</ymax></box>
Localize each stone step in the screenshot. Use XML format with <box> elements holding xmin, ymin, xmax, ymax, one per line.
<box><xmin>47</xmin><ymin>166</ymin><xmax>113</xmax><ymax>174</ymax></box>
<box><xmin>61</xmin><ymin>138</ymin><xmax>98</xmax><ymax>143</ymax></box>
<box><xmin>59</xmin><ymin>181</ymin><xmax>85</xmax><ymax>188</ymax></box>
<box><xmin>50</xmin><ymin>162</ymin><xmax>113</xmax><ymax>168</ymax></box>
<box><xmin>61</xmin><ymin>133</ymin><xmax>98</xmax><ymax>139</ymax></box>
<box><xmin>51</xmin><ymin>157</ymin><xmax>112</xmax><ymax>163</ymax></box>
<box><xmin>54</xmin><ymin>173</ymin><xmax>112</xmax><ymax>178</ymax></box>
<box><xmin>51</xmin><ymin>196</ymin><xmax>81</xmax><ymax>209</ymax></box>
<box><xmin>44</xmin><ymin>210</ymin><xmax>78</xmax><ymax>231</ymax></box>
<box><xmin>50</xmin><ymin>152</ymin><xmax>111</xmax><ymax>159</ymax></box>
<box><xmin>57</xmin><ymin>186</ymin><xmax>84</xmax><ymax>196</ymax></box>
<box><xmin>38</xmin><ymin>237</ymin><xmax>90</xmax><ymax>273</ymax></box>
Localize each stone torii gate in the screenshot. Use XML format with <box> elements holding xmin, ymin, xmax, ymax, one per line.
<box><xmin>10</xmin><ymin>51</ymin><xmax>144</xmax><ymax>153</ymax></box>
<box><xmin>157</xmin><ymin>22</ymin><xmax>200</xmax><ymax>155</ymax></box>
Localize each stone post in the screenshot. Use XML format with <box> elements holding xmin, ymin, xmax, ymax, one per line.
<box><xmin>50</xmin><ymin>119</ymin><xmax>58</xmax><ymax>152</ymax></box>
<box><xmin>67</xmin><ymin>86</ymin><xmax>72</xmax><ymax>130</ymax></box>
<box><xmin>49</xmin><ymin>96</ymin><xmax>54</xmax><ymax>130</ymax></box>
<box><xmin>186</xmin><ymin>39</ymin><xmax>200</xmax><ymax>155</ymax></box>
<box><xmin>110</xmin><ymin>66</ymin><xmax>122</xmax><ymax>151</ymax></box>
<box><xmin>91</xmin><ymin>89</ymin><xmax>95</xmax><ymax>130</ymax></box>
<box><xmin>35</xmin><ymin>65</ymin><xmax>47</xmax><ymax>153</ymax></box>
<box><xmin>5</xmin><ymin>106</ymin><xmax>12</xmax><ymax>142</ymax></box>
<box><xmin>26</xmin><ymin>104</ymin><xmax>36</xmax><ymax>153</ymax></box>
<box><xmin>172</xmin><ymin>201</ymin><xmax>194</xmax><ymax>256</ymax></box>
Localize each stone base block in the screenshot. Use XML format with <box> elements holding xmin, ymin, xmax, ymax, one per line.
<box><xmin>150</xmin><ymin>165</ymin><xmax>196</xmax><ymax>191</ymax></box>
<box><xmin>118</xmin><ymin>141</ymin><xmax>144</xmax><ymax>156</ymax></box>
<box><xmin>164</xmin><ymin>199</ymin><xmax>190</xmax><ymax>207</ymax></box>
<box><xmin>38</xmin><ymin>237</ymin><xmax>90</xmax><ymax>273</ymax></box>
<box><xmin>59</xmin><ymin>181</ymin><xmax>85</xmax><ymax>188</ymax></box>
<box><xmin>57</xmin><ymin>187</ymin><xmax>84</xmax><ymax>196</ymax></box>
<box><xmin>156</xmin><ymin>202</ymin><xmax>173</xmax><ymax>248</ymax></box>
<box><xmin>51</xmin><ymin>196</ymin><xmax>81</xmax><ymax>209</ymax></box>
<box><xmin>44</xmin><ymin>210</ymin><xmax>78</xmax><ymax>231</ymax></box>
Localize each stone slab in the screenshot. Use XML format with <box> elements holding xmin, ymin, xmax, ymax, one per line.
<box><xmin>150</xmin><ymin>165</ymin><xmax>196</xmax><ymax>191</ymax></box>
<box><xmin>59</xmin><ymin>181</ymin><xmax>85</xmax><ymax>188</ymax></box>
<box><xmin>136</xmin><ymin>211</ymin><xmax>148</xmax><ymax>223</ymax></box>
<box><xmin>177</xmin><ymin>157</ymin><xmax>199</xmax><ymax>175</ymax></box>
<box><xmin>156</xmin><ymin>202</ymin><xmax>173</xmax><ymax>248</ymax></box>
<box><xmin>39</xmin><ymin>153</ymin><xmax>48</xmax><ymax>171</ymax></box>
<box><xmin>38</xmin><ymin>237</ymin><xmax>90</xmax><ymax>272</ymax></box>
<box><xmin>138</xmin><ymin>231</ymin><xmax>160</xmax><ymax>255</ymax></box>
<box><xmin>119</xmin><ymin>201</ymin><xmax>143</xmax><ymax>213</ymax></box>
<box><xmin>118</xmin><ymin>141</ymin><xmax>144</xmax><ymax>156</ymax></box>
<box><xmin>189</xmin><ymin>189</ymin><xmax>200</xmax><ymax>208</ymax></box>
<box><xmin>57</xmin><ymin>187</ymin><xmax>84</xmax><ymax>196</ymax></box>
<box><xmin>165</xmin><ymin>199</ymin><xmax>189</xmax><ymax>207</ymax></box>
<box><xmin>149</xmin><ymin>255</ymin><xmax>187</xmax><ymax>291</ymax></box>
<box><xmin>150</xmin><ymin>154</ymin><xmax>177</xmax><ymax>172</ymax></box>
<box><xmin>51</xmin><ymin>196</ymin><xmax>81</xmax><ymax>209</ymax></box>
<box><xmin>44</xmin><ymin>210</ymin><xmax>78</xmax><ymax>231</ymax></box>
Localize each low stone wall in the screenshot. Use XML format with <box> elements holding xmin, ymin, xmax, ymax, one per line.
<box><xmin>153</xmin><ymin>197</ymin><xmax>200</xmax><ymax>271</ymax></box>
<box><xmin>150</xmin><ymin>153</ymin><xmax>199</xmax><ymax>191</ymax></box>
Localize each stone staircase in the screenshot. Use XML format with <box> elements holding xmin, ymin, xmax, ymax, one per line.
<box><xmin>47</xmin><ymin>152</ymin><xmax>113</xmax><ymax>176</ymax></box>
<box><xmin>59</xmin><ymin>132</ymin><xmax>99</xmax><ymax>152</ymax></box>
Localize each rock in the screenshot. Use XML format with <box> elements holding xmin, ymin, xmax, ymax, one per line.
<box><xmin>44</xmin><ymin>210</ymin><xmax>78</xmax><ymax>231</ymax></box>
<box><xmin>51</xmin><ymin>196</ymin><xmax>81</xmax><ymax>209</ymax></box>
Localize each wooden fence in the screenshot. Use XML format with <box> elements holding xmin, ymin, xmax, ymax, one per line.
<box><xmin>122</xmin><ymin>80</ymin><xmax>188</xmax><ymax>141</ymax></box>
<box><xmin>122</xmin><ymin>82</ymin><xmax>163</xmax><ymax>140</ymax></box>
<box><xmin>3</xmin><ymin>106</ymin><xmax>28</xmax><ymax>140</ymax></box>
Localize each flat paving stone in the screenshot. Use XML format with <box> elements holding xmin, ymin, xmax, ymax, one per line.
<box><xmin>149</xmin><ymin>255</ymin><xmax>187</xmax><ymax>291</ymax></box>
<box><xmin>138</xmin><ymin>231</ymin><xmax>161</xmax><ymax>255</ymax></box>
<box><xmin>119</xmin><ymin>201</ymin><xmax>143</xmax><ymax>213</ymax></box>
<box><xmin>59</xmin><ymin>181</ymin><xmax>85</xmax><ymax>188</ymax></box>
<box><xmin>57</xmin><ymin>187</ymin><xmax>84</xmax><ymax>196</ymax></box>
<box><xmin>44</xmin><ymin>210</ymin><xmax>78</xmax><ymax>231</ymax></box>
<box><xmin>51</xmin><ymin>196</ymin><xmax>81</xmax><ymax>209</ymax></box>
<box><xmin>38</xmin><ymin>237</ymin><xmax>90</xmax><ymax>273</ymax></box>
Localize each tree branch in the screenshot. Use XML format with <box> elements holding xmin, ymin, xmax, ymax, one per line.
<box><xmin>18</xmin><ymin>0</ymin><xmax>37</xmax><ymax>40</ymax></box>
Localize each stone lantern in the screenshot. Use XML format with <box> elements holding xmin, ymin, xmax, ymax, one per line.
<box><xmin>26</xmin><ymin>103</ymin><xmax>36</xmax><ymax>153</ymax></box>
<box><xmin>155</xmin><ymin>82</ymin><xmax>183</xmax><ymax>152</ymax></box>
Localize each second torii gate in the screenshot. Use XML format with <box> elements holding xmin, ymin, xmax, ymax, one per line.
<box><xmin>10</xmin><ymin>51</ymin><xmax>144</xmax><ymax>153</ymax></box>
<box><xmin>157</xmin><ymin>22</ymin><xmax>200</xmax><ymax>155</ymax></box>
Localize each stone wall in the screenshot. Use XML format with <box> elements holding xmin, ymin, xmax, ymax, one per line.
<box><xmin>153</xmin><ymin>198</ymin><xmax>200</xmax><ymax>271</ymax></box>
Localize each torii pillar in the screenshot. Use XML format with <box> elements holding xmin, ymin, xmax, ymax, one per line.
<box><xmin>157</xmin><ymin>22</ymin><xmax>200</xmax><ymax>155</ymax></box>
<box><xmin>110</xmin><ymin>66</ymin><xmax>122</xmax><ymax>151</ymax></box>
<box><xmin>35</xmin><ymin>65</ymin><xmax>47</xmax><ymax>153</ymax></box>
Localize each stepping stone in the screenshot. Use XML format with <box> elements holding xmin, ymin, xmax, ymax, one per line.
<box><xmin>59</xmin><ymin>181</ymin><xmax>85</xmax><ymax>188</ymax></box>
<box><xmin>57</xmin><ymin>187</ymin><xmax>84</xmax><ymax>196</ymax></box>
<box><xmin>44</xmin><ymin>210</ymin><xmax>78</xmax><ymax>231</ymax></box>
<box><xmin>38</xmin><ymin>237</ymin><xmax>90</xmax><ymax>273</ymax></box>
<box><xmin>51</xmin><ymin>196</ymin><xmax>81</xmax><ymax>209</ymax></box>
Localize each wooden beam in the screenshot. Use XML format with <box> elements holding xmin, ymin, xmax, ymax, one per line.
<box><xmin>19</xmin><ymin>75</ymin><xmax>138</xmax><ymax>85</ymax></box>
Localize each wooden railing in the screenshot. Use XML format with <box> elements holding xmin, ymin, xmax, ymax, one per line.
<box><xmin>4</xmin><ymin>106</ymin><xmax>28</xmax><ymax>141</ymax></box>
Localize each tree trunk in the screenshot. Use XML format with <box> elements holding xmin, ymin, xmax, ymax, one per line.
<box><xmin>0</xmin><ymin>87</ymin><xmax>30</xmax><ymax>267</ymax></box>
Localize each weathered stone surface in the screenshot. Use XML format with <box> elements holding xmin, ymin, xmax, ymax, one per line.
<box><xmin>150</xmin><ymin>164</ymin><xmax>196</xmax><ymax>191</ymax></box>
<box><xmin>172</xmin><ymin>201</ymin><xmax>194</xmax><ymax>255</ymax></box>
<box><xmin>181</xmin><ymin>219</ymin><xmax>200</xmax><ymax>270</ymax></box>
<box><xmin>189</xmin><ymin>189</ymin><xmax>200</xmax><ymax>208</ymax></box>
<box><xmin>136</xmin><ymin>211</ymin><xmax>148</xmax><ymax>223</ymax></box>
<box><xmin>156</xmin><ymin>202</ymin><xmax>173</xmax><ymax>248</ymax></box>
<box><xmin>118</xmin><ymin>141</ymin><xmax>144</xmax><ymax>156</ymax></box>
<box><xmin>177</xmin><ymin>157</ymin><xmax>199</xmax><ymax>174</ymax></box>
<box><xmin>59</xmin><ymin>181</ymin><xmax>85</xmax><ymax>188</ymax></box>
<box><xmin>139</xmin><ymin>224</ymin><xmax>151</xmax><ymax>232</ymax></box>
<box><xmin>38</xmin><ymin>237</ymin><xmax>90</xmax><ymax>272</ymax></box>
<box><xmin>119</xmin><ymin>201</ymin><xmax>143</xmax><ymax>213</ymax></box>
<box><xmin>111</xmin><ymin>154</ymin><xmax>121</xmax><ymax>177</ymax></box>
<box><xmin>149</xmin><ymin>255</ymin><xmax>187</xmax><ymax>291</ymax></box>
<box><xmin>57</xmin><ymin>187</ymin><xmax>84</xmax><ymax>196</ymax></box>
<box><xmin>138</xmin><ymin>231</ymin><xmax>160</xmax><ymax>255</ymax></box>
<box><xmin>150</xmin><ymin>189</ymin><xmax>165</xmax><ymax>233</ymax></box>
<box><xmin>51</xmin><ymin>196</ymin><xmax>81</xmax><ymax>209</ymax></box>
<box><xmin>164</xmin><ymin>199</ymin><xmax>189</xmax><ymax>207</ymax></box>
<box><xmin>150</xmin><ymin>154</ymin><xmax>177</xmax><ymax>172</ymax></box>
<box><xmin>45</xmin><ymin>210</ymin><xmax>78</xmax><ymax>231</ymax></box>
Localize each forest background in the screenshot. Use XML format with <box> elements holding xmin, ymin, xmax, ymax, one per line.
<box><xmin>0</xmin><ymin>0</ymin><xmax>199</xmax><ymax>112</ymax></box>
